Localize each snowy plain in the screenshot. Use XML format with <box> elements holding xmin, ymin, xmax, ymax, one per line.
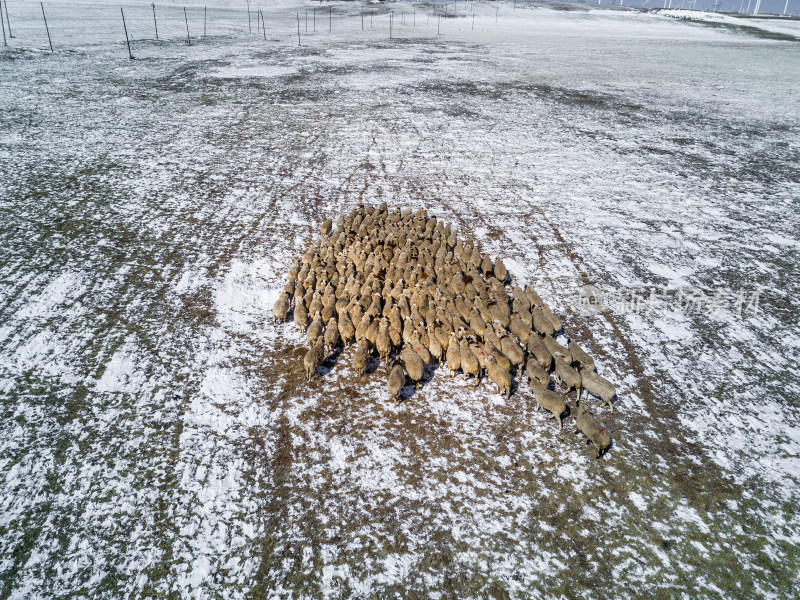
<box><xmin>1</xmin><ymin>1</ymin><xmax>799</xmax><ymax>598</ymax></box>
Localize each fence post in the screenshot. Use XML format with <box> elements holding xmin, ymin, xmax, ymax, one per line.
<box><xmin>40</xmin><ymin>3</ymin><xmax>53</xmax><ymax>52</ymax></box>
<box><xmin>329</xmin><ymin>6</ymin><xmax>331</xmax><ymax>32</ymax></box>
<box><xmin>389</xmin><ymin>11</ymin><xmax>392</xmax><ymax>39</ymax></box>
<box><xmin>296</xmin><ymin>12</ymin><xmax>300</xmax><ymax>45</ymax></box>
<box><xmin>1</xmin><ymin>1</ymin><xmax>6</xmax><ymax>47</ymax></box>
<box><xmin>204</xmin><ymin>5</ymin><xmax>206</xmax><ymax>37</ymax></box>
<box><xmin>184</xmin><ymin>7</ymin><xmax>190</xmax><ymax>45</ymax></box>
<box><xmin>247</xmin><ymin>0</ymin><xmax>251</xmax><ymax>34</ymax></box>
<box><xmin>260</xmin><ymin>9</ymin><xmax>265</xmax><ymax>40</ymax></box>
<box><xmin>120</xmin><ymin>8</ymin><xmax>134</xmax><ymax>59</ymax></box>
<box><xmin>152</xmin><ymin>3</ymin><xmax>158</xmax><ymax>40</ymax></box>
<box><xmin>3</xmin><ymin>0</ymin><xmax>14</xmax><ymax>39</ymax></box>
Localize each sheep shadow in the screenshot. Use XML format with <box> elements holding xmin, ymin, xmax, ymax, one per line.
<box><xmin>317</xmin><ymin>344</ymin><xmax>344</xmax><ymax>377</ymax></box>
<box><xmin>396</xmin><ymin>360</ymin><xmax>441</xmax><ymax>404</ymax></box>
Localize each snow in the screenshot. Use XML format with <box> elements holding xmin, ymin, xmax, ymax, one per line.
<box><xmin>657</xmin><ymin>9</ymin><xmax>800</xmax><ymax>39</ymax></box>
<box><xmin>1</xmin><ymin>1</ymin><xmax>799</xmax><ymax>599</ymax></box>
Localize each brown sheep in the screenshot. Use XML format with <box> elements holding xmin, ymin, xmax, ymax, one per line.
<box><xmin>353</xmin><ymin>338</ymin><xmax>370</xmax><ymax>376</ymax></box>
<box><xmin>324</xmin><ymin>317</ymin><xmax>340</xmax><ymax>353</ymax></box>
<box><xmin>553</xmin><ymin>356</ymin><xmax>581</xmax><ymax>398</ymax></box>
<box><xmin>509</xmin><ymin>314</ymin><xmax>531</xmax><ymax>346</ymax></box>
<box><xmin>427</xmin><ymin>324</ymin><xmax>444</xmax><ymax>362</ymax></box>
<box><xmin>320</xmin><ymin>218</ymin><xmax>333</xmax><ymax>236</ymax></box>
<box><xmin>532</xmin><ymin>306</ymin><xmax>555</xmax><ymax>336</ymax></box>
<box><xmin>529</xmin><ymin>381</ymin><xmax>568</xmax><ymax>430</ymax></box>
<box><xmin>494</xmin><ymin>257</ymin><xmax>507</xmax><ymax>283</ymax></box>
<box><xmin>273</xmin><ymin>292</ymin><xmax>290</xmax><ymax>323</ymax></box>
<box><xmin>304</xmin><ymin>339</ymin><xmax>325</xmax><ymax>381</ymax></box>
<box><xmin>527</xmin><ymin>335</ymin><xmax>553</xmax><ymax>370</ymax></box>
<box><xmin>542</xmin><ymin>334</ymin><xmax>571</xmax><ymax>363</ymax></box>
<box><xmin>294</xmin><ymin>301</ymin><xmax>309</xmax><ymax>333</ymax></box>
<box><xmin>376</xmin><ymin>319</ymin><xmax>392</xmax><ymax>361</ymax></box>
<box><xmin>338</xmin><ymin>309</ymin><xmax>356</xmax><ymax>346</ymax></box>
<box><xmin>446</xmin><ymin>333</ymin><xmax>461</xmax><ymax>376</ymax></box>
<box><xmin>401</xmin><ymin>345</ymin><xmax>425</xmax><ymax>390</ymax></box>
<box><xmin>568</xmin><ymin>340</ymin><xmax>595</xmax><ymax>370</ymax></box>
<box><xmin>486</xmin><ymin>355</ymin><xmax>512</xmax><ymax>399</ymax></box>
<box><xmin>579</xmin><ymin>368</ymin><xmax>617</xmax><ymax>412</ymax></box>
<box><xmin>459</xmin><ymin>337</ymin><xmax>481</xmax><ymax>384</ymax></box>
<box><xmin>307</xmin><ymin>311</ymin><xmax>324</xmax><ymax>347</ymax></box>
<box><xmin>388</xmin><ymin>360</ymin><xmax>406</xmax><ymax>401</ymax></box>
<box><xmin>525</xmin><ymin>356</ymin><xmax>549</xmax><ymax>387</ymax></box>
<box><xmin>576</xmin><ymin>401</ymin><xmax>611</xmax><ymax>458</ymax></box>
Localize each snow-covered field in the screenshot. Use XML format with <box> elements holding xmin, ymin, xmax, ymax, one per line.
<box><xmin>1</xmin><ymin>1</ymin><xmax>799</xmax><ymax>598</ymax></box>
<box><xmin>657</xmin><ymin>8</ymin><xmax>800</xmax><ymax>39</ymax></box>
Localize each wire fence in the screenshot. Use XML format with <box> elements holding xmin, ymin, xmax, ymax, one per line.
<box><xmin>0</xmin><ymin>0</ymin><xmax>797</xmax><ymax>54</ymax></box>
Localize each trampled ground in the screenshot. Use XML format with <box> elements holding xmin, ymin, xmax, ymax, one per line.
<box><xmin>1</xmin><ymin>1</ymin><xmax>799</xmax><ymax>598</ymax></box>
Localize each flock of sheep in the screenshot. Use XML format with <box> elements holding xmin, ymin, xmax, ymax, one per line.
<box><xmin>273</xmin><ymin>205</ymin><xmax>616</xmax><ymax>457</ymax></box>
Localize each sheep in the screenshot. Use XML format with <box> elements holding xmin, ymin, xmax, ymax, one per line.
<box><xmin>320</xmin><ymin>218</ymin><xmax>333</xmax><ymax>236</ymax></box>
<box><xmin>304</xmin><ymin>339</ymin><xmax>325</xmax><ymax>381</ymax></box>
<box><xmin>493</xmin><ymin>323</ymin><xmax>524</xmax><ymax>367</ymax></box>
<box><xmin>324</xmin><ymin>317</ymin><xmax>340</xmax><ymax>353</ymax></box>
<box><xmin>388</xmin><ymin>320</ymin><xmax>403</xmax><ymax>348</ymax></box>
<box><xmin>273</xmin><ymin>292</ymin><xmax>290</xmax><ymax>323</ymax></box>
<box><xmin>276</xmin><ymin>206</ymin><xmax>610</xmax><ymax>409</ymax></box>
<box><xmin>526</xmin><ymin>335</ymin><xmax>553</xmax><ymax>370</ymax></box>
<box><xmin>294</xmin><ymin>301</ymin><xmax>309</xmax><ymax>333</ymax></box>
<box><xmin>485</xmin><ymin>342</ymin><xmax>512</xmax><ymax>372</ymax></box>
<box><xmin>459</xmin><ymin>337</ymin><xmax>481</xmax><ymax>384</ymax></box>
<box><xmin>489</xmin><ymin>303</ymin><xmax>511</xmax><ymax>328</ymax></box>
<box><xmin>307</xmin><ymin>311</ymin><xmax>324</xmax><ymax>347</ymax></box>
<box><xmin>513</xmin><ymin>286</ymin><xmax>531</xmax><ymax>312</ymax></box>
<box><xmin>376</xmin><ymin>318</ymin><xmax>392</xmax><ymax>361</ymax></box>
<box><xmin>494</xmin><ymin>257</ymin><xmax>507</xmax><ymax>283</ymax></box>
<box><xmin>532</xmin><ymin>306</ymin><xmax>555</xmax><ymax>336</ymax></box>
<box><xmin>469</xmin><ymin>307</ymin><xmax>487</xmax><ymax>340</ymax></box>
<box><xmin>388</xmin><ymin>360</ymin><xmax>406</xmax><ymax>401</ymax></box>
<box><xmin>486</xmin><ymin>355</ymin><xmax>512</xmax><ymax>399</ymax></box>
<box><xmin>426</xmin><ymin>324</ymin><xmax>444</xmax><ymax>362</ymax></box>
<box><xmin>512</xmin><ymin>300</ymin><xmax>532</xmax><ymax>327</ymax></box>
<box><xmin>542</xmin><ymin>334</ymin><xmax>571</xmax><ymax>363</ymax></box>
<box><xmin>576</xmin><ymin>401</ymin><xmax>611</xmax><ymax>458</ymax></box>
<box><xmin>410</xmin><ymin>333</ymin><xmax>431</xmax><ymax>364</ymax></box>
<box><xmin>470</xmin><ymin>341</ymin><xmax>488</xmax><ymax>375</ymax></box>
<box><xmin>509</xmin><ymin>313</ymin><xmax>531</xmax><ymax>345</ymax></box>
<box><xmin>401</xmin><ymin>345</ymin><xmax>425</xmax><ymax>390</ymax></box>
<box><xmin>337</xmin><ymin>309</ymin><xmax>356</xmax><ymax>346</ymax></box>
<box><xmin>355</xmin><ymin>315</ymin><xmax>371</xmax><ymax>344</ymax></box>
<box><xmin>568</xmin><ymin>340</ymin><xmax>595</xmax><ymax>370</ymax></box>
<box><xmin>365</xmin><ymin>319</ymin><xmax>380</xmax><ymax>347</ymax></box>
<box><xmin>529</xmin><ymin>381</ymin><xmax>568</xmax><ymax>430</ymax></box>
<box><xmin>579</xmin><ymin>367</ymin><xmax>617</xmax><ymax>412</ymax></box>
<box><xmin>525</xmin><ymin>356</ymin><xmax>549</xmax><ymax>387</ymax></box>
<box><xmin>353</xmin><ymin>338</ymin><xmax>370</xmax><ymax>376</ymax></box>
<box><xmin>446</xmin><ymin>333</ymin><xmax>461</xmax><ymax>376</ymax></box>
<box><xmin>541</xmin><ymin>304</ymin><xmax>562</xmax><ymax>333</ymax></box>
<box><xmin>481</xmin><ymin>253</ymin><xmax>494</xmax><ymax>278</ymax></box>
<box><xmin>553</xmin><ymin>356</ymin><xmax>581</xmax><ymax>398</ymax></box>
